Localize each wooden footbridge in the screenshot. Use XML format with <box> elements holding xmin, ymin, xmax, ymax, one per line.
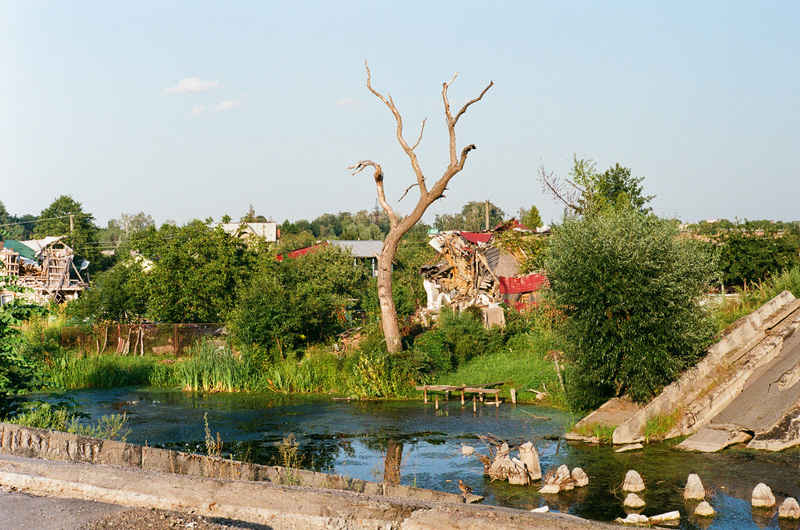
<box><xmin>415</xmin><ymin>381</ymin><xmax>505</xmax><ymax>407</ymax></box>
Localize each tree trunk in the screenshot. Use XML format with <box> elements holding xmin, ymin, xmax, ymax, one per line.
<box><xmin>377</xmin><ymin>237</ymin><xmax>402</xmax><ymax>353</ymax></box>
<box><xmin>351</xmin><ymin>63</ymin><xmax>492</xmax><ymax>353</ymax></box>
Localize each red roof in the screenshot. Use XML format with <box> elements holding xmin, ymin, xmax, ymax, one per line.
<box><xmin>497</xmin><ymin>273</ymin><xmax>548</xmax><ymax>294</ymax></box>
<box><xmin>457</xmin><ymin>231</ymin><xmax>492</xmax><ymax>244</ymax></box>
<box><xmin>276</xmin><ymin>242</ymin><xmax>326</xmax><ymax>261</ymax></box>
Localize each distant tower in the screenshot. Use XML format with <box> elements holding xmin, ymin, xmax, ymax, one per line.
<box><xmin>372</xmin><ymin>199</ymin><xmax>381</xmax><ymax>225</ymax></box>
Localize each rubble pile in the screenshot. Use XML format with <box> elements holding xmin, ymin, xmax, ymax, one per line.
<box><xmin>419</xmin><ymin>222</ymin><xmax>548</xmax><ymax>322</ymax></box>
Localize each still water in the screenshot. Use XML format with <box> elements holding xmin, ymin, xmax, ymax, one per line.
<box><xmin>56</xmin><ymin>387</ymin><xmax>800</xmax><ymax>529</ymax></box>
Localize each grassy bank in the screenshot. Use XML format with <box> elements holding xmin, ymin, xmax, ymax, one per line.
<box><xmin>25</xmin><ymin>266</ymin><xmax>800</xmax><ymax>407</ymax></box>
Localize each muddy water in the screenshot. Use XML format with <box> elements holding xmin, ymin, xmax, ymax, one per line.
<box><xmin>58</xmin><ymin>387</ymin><xmax>800</xmax><ymax>529</ymax></box>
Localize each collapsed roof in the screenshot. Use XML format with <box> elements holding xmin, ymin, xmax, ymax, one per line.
<box><xmin>0</xmin><ymin>237</ymin><xmax>87</xmax><ymax>304</ymax></box>
<box><xmin>420</xmin><ymin>221</ymin><xmax>549</xmax><ymax>314</ymax></box>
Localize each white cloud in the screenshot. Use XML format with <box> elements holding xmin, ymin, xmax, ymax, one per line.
<box><xmin>163</xmin><ymin>77</ymin><xmax>223</xmax><ymax>95</ymax></box>
<box><xmin>189</xmin><ymin>105</ymin><xmax>206</xmax><ymax>117</ymax></box>
<box><xmin>336</xmin><ymin>97</ymin><xmax>365</xmax><ymax>108</ymax></box>
<box><xmin>213</xmin><ymin>100</ymin><xmax>240</xmax><ymax>112</ymax></box>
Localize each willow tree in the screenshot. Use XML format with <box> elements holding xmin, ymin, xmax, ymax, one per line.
<box><xmin>351</xmin><ymin>62</ymin><xmax>493</xmax><ymax>353</ymax></box>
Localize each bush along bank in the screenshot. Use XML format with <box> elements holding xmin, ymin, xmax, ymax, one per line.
<box><xmin>23</xmin><ymin>304</ymin><xmax>565</xmax><ymax>405</ymax></box>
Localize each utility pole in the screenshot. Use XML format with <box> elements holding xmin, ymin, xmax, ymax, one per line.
<box><xmin>69</xmin><ymin>215</ymin><xmax>74</xmax><ymax>233</ymax></box>
<box><xmin>485</xmin><ymin>200</ymin><xmax>490</xmax><ymax>231</ymax></box>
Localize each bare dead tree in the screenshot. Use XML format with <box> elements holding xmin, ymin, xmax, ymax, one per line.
<box><xmin>350</xmin><ymin>61</ymin><xmax>493</xmax><ymax>353</ymax></box>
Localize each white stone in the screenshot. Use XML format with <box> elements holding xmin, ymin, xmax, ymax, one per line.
<box><xmin>507</xmin><ymin>458</ymin><xmax>530</xmax><ymax>486</ymax></box>
<box><xmin>538</xmin><ymin>483</ymin><xmax>560</xmax><ymax>494</ymax></box>
<box><xmin>460</xmin><ymin>445</ymin><xmax>474</xmax><ymax>456</ymax></box>
<box><xmin>684</xmin><ymin>473</ymin><xmax>705</xmax><ymax>500</ymax></box>
<box><xmin>615</xmin><ymin>443</ymin><xmax>643</xmax><ymax>453</ymax></box>
<box><xmin>622</xmin><ymin>469</ymin><xmax>645</xmax><ymax>492</ymax></box>
<box><xmin>518</xmin><ymin>442</ymin><xmax>542</xmax><ymax>481</ymax></box>
<box><xmin>555</xmin><ymin>464</ymin><xmax>571</xmax><ymax>482</ymax></box>
<box><xmin>694</xmin><ymin>501</ymin><xmax>716</xmax><ymax>517</ymax></box>
<box><xmin>614</xmin><ymin>513</ymin><xmax>649</xmax><ymax>525</ymax></box>
<box><xmin>623</xmin><ymin>493</ymin><xmax>646</xmax><ymax>508</ymax></box>
<box><xmin>752</xmin><ymin>483</ymin><xmax>776</xmax><ymax>508</ymax></box>
<box><xmin>649</xmin><ymin>511</ymin><xmax>680</xmax><ymax>523</ymax></box>
<box><xmin>571</xmin><ymin>467</ymin><xmax>589</xmax><ymax>487</ymax></box>
<box><xmin>779</xmin><ymin>497</ymin><xmax>800</xmax><ymax>519</ymax></box>
<box><xmin>530</xmin><ymin>505</ymin><xmax>549</xmax><ymax>513</ymax></box>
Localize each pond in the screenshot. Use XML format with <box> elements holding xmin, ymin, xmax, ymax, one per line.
<box><xmin>54</xmin><ymin>387</ymin><xmax>800</xmax><ymax>530</ymax></box>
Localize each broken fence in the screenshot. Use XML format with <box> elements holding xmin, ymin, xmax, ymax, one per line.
<box><xmin>60</xmin><ymin>323</ymin><xmax>228</xmax><ymax>356</ymax></box>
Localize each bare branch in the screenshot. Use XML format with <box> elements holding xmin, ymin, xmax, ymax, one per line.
<box><xmin>398</xmin><ymin>183</ymin><xmax>419</xmax><ymax>202</ymax></box>
<box><xmin>452</xmin><ymin>81</ymin><xmax>494</xmax><ymax>126</ymax></box>
<box><xmin>364</xmin><ymin>60</ymin><xmax>428</xmax><ymax>196</ymax></box>
<box><xmin>411</xmin><ymin>118</ymin><xmax>427</xmax><ymax>150</ymax></box>
<box><xmin>538</xmin><ymin>164</ymin><xmax>581</xmax><ymax>214</ymax></box>
<box><xmin>350</xmin><ymin>159</ymin><xmax>398</xmax><ymax>226</ymax></box>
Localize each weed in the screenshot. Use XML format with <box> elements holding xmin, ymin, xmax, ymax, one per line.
<box><xmin>276</xmin><ymin>433</ymin><xmax>301</xmax><ymax>485</ymax></box>
<box><xmin>9</xmin><ymin>402</ymin><xmax>129</xmax><ymax>442</ymax></box>
<box><xmin>643</xmin><ymin>408</ymin><xmax>684</xmax><ymax>442</ymax></box>
<box><xmin>203</xmin><ymin>413</ymin><xmax>223</xmax><ymax>458</ymax></box>
<box><xmin>573</xmin><ymin>422</ymin><xmax>615</xmax><ymax>443</ymax></box>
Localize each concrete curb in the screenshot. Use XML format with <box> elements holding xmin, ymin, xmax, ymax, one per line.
<box><xmin>0</xmin><ymin>455</ymin><xmax>614</xmax><ymax>529</ymax></box>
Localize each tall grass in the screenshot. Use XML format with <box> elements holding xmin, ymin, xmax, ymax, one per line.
<box><xmin>712</xmin><ymin>266</ymin><xmax>800</xmax><ymax>332</ymax></box>
<box><xmin>45</xmin><ymin>353</ymin><xmax>177</xmax><ymax>389</ymax></box>
<box><xmin>176</xmin><ymin>342</ymin><xmax>257</xmax><ymax>392</ymax></box>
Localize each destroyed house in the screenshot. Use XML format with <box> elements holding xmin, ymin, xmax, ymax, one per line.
<box><xmin>0</xmin><ymin>237</ymin><xmax>87</xmax><ymax>305</ymax></box>
<box><xmin>420</xmin><ymin>221</ymin><xmax>549</xmax><ymax>323</ymax></box>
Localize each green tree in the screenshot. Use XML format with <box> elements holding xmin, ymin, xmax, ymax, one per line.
<box><xmin>715</xmin><ymin>222</ymin><xmax>800</xmax><ymax>287</ymax></box>
<box><xmin>66</xmin><ymin>259</ymin><xmax>149</xmax><ymax>323</ymax></box>
<box><xmin>35</xmin><ymin>195</ymin><xmax>102</xmax><ymax>267</ymax></box>
<box><xmin>540</xmin><ymin>157</ymin><xmax>654</xmax><ymax>216</ymax></box>
<box><xmin>0</xmin><ymin>282</ymin><xmax>43</xmax><ymax>418</ymax></box>
<box><xmin>231</xmin><ymin>245</ymin><xmax>368</xmax><ymax>355</ymax></box>
<box><xmin>518</xmin><ymin>204</ymin><xmax>543</xmax><ymax>230</ymax></box>
<box><xmin>546</xmin><ymin>207</ymin><xmax>718</xmax><ymax>408</ymax></box>
<box><xmin>132</xmin><ymin>221</ymin><xmax>255</xmax><ymax>323</ymax></box>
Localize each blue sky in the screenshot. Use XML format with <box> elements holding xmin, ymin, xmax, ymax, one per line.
<box><xmin>2</xmin><ymin>1</ymin><xmax>798</xmax><ymax>228</ymax></box>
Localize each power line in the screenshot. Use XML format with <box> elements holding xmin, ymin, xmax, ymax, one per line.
<box><xmin>0</xmin><ymin>214</ymin><xmax>74</xmax><ymax>229</ymax></box>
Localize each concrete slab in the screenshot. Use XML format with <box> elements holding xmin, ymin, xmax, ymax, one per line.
<box><xmin>676</xmin><ymin>425</ymin><xmax>752</xmax><ymax>452</ymax></box>
<box><xmin>0</xmin><ymin>455</ymin><xmax>615</xmax><ymax>529</ymax></box>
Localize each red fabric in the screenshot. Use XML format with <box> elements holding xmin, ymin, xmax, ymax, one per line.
<box><xmin>457</xmin><ymin>231</ymin><xmax>492</xmax><ymax>244</ymax></box>
<box><xmin>497</xmin><ymin>274</ymin><xmax>548</xmax><ymax>294</ymax></box>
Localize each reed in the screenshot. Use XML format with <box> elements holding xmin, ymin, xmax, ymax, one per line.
<box><xmin>176</xmin><ymin>342</ymin><xmax>256</xmax><ymax>392</ymax></box>
<box><xmin>44</xmin><ymin>353</ymin><xmax>178</xmax><ymax>389</ymax></box>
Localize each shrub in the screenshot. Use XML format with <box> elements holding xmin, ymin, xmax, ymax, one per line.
<box><xmin>546</xmin><ymin>208</ymin><xmax>718</xmax><ymax>408</ymax></box>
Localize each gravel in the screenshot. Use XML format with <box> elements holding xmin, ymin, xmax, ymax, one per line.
<box><xmin>82</xmin><ymin>507</ymin><xmax>273</xmax><ymax>530</ymax></box>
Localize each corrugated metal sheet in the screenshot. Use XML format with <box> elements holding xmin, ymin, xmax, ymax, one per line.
<box><xmin>497</xmin><ymin>274</ymin><xmax>548</xmax><ymax>294</ymax></box>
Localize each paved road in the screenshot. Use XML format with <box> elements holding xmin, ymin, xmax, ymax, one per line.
<box><xmin>0</xmin><ymin>488</ymin><xmax>126</xmax><ymax>530</ymax></box>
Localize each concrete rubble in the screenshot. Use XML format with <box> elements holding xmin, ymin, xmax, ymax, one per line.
<box><xmin>419</xmin><ymin>223</ymin><xmax>548</xmax><ymax>327</ymax></box>
<box><xmin>568</xmin><ymin>291</ymin><xmax>800</xmax><ymax>452</ymax></box>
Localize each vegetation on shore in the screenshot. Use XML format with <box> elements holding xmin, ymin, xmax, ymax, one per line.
<box><xmin>2</xmin><ymin>192</ymin><xmax>800</xmax><ymax>432</ymax></box>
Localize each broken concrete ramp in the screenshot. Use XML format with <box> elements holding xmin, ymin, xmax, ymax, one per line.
<box><xmin>676</xmin><ymin>424</ymin><xmax>753</xmax><ymax>452</ymax></box>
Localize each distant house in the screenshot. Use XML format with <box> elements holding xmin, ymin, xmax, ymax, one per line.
<box><xmin>276</xmin><ymin>240</ymin><xmax>384</xmax><ymax>276</ymax></box>
<box><xmin>218</xmin><ymin>222</ymin><xmax>278</xmax><ymax>243</ymax></box>
<box><xmin>0</xmin><ymin>237</ymin><xmax>87</xmax><ymax>305</ymax></box>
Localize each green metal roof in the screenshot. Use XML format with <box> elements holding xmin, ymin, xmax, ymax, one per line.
<box><xmin>2</xmin><ymin>239</ymin><xmax>37</xmax><ymax>260</ymax></box>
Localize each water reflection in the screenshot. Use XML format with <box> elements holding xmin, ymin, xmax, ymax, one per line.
<box><xmin>47</xmin><ymin>387</ymin><xmax>800</xmax><ymax>530</ymax></box>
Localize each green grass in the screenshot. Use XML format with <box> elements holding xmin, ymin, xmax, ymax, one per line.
<box><xmin>9</xmin><ymin>402</ymin><xmax>130</xmax><ymax>441</ymax></box>
<box><xmin>712</xmin><ymin>266</ymin><xmax>800</xmax><ymax>333</ymax></box>
<box><xmin>433</xmin><ymin>330</ymin><xmax>566</xmax><ymax>407</ymax></box>
<box><xmin>44</xmin><ymin>353</ymin><xmax>178</xmax><ymax>389</ymax></box>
